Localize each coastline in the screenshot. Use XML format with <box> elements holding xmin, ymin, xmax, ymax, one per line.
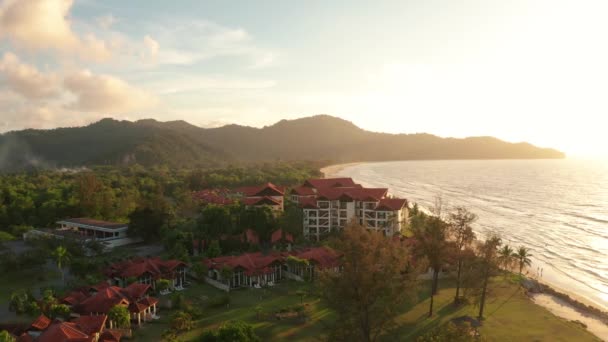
<box><xmin>321</xmin><ymin>161</ymin><xmax>608</xmax><ymax>340</ymax></box>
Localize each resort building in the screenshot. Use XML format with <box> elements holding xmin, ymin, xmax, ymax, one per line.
<box><xmin>62</xmin><ymin>282</ymin><xmax>158</xmax><ymax>327</ymax></box>
<box><xmin>292</xmin><ymin>178</ymin><xmax>409</xmax><ymax>240</ymax></box>
<box><xmin>24</xmin><ymin>218</ymin><xmax>139</xmax><ymax>250</ymax></box>
<box><xmin>193</xmin><ymin>182</ymin><xmax>285</xmax><ymax>212</ymax></box>
<box><xmin>16</xmin><ymin>314</ymin><xmax>122</xmax><ymax>342</ymax></box>
<box><xmin>203</xmin><ymin>246</ymin><xmax>341</xmax><ymax>291</ymax></box>
<box><xmin>104</xmin><ymin>258</ymin><xmax>188</xmax><ymax>289</ymax></box>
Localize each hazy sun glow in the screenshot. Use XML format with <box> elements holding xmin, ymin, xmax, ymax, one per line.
<box><xmin>1</xmin><ymin>0</ymin><xmax>608</xmax><ymax>157</ymax></box>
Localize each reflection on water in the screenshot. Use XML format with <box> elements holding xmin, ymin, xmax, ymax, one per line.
<box><xmin>336</xmin><ymin>159</ymin><xmax>608</xmax><ymax>311</ymax></box>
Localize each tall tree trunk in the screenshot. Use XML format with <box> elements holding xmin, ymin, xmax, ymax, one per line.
<box><xmin>478</xmin><ymin>265</ymin><xmax>490</xmax><ymax>320</ymax></box>
<box><xmin>454</xmin><ymin>259</ymin><xmax>463</xmax><ymax>303</ymax></box>
<box><xmin>432</xmin><ymin>269</ymin><xmax>439</xmax><ymax>295</ymax></box>
<box><xmin>428</xmin><ymin>271</ymin><xmax>438</xmax><ymax>317</ymax></box>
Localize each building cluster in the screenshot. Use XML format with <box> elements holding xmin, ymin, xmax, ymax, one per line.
<box><xmin>203</xmin><ymin>246</ymin><xmax>341</xmax><ymax>291</ymax></box>
<box><xmin>290</xmin><ymin>178</ymin><xmax>409</xmax><ymax>240</ymax></box>
<box><xmin>193</xmin><ymin>183</ymin><xmax>285</xmax><ymax>213</ymax></box>
<box><xmin>10</xmin><ymin>314</ymin><xmax>121</xmax><ymax>342</ymax></box>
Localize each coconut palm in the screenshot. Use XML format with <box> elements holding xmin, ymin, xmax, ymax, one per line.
<box><xmin>52</xmin><ymin>245</ymin><xmax>70</xmax><ymax>284</ymax></box>
<box><xmin>498</xmin><ymin>245</ymin><xmax>515</xmax><ymax>272</ymax></box>
<box><xmin>514</xmin><ymin>246</ymin><xmax>532</xmax><ymax>275</ymax></box>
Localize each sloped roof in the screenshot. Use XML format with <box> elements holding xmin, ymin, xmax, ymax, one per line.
<box><xmin>105</xmin><ymin>257</ymin><xmax>186</xmax><ymax>279</ymax></box>
<box><xmin>316</xmin><ymin>187</ymin><xmax>388</xmax><ymax>201</ymax></box>
<box><xmin>192</xmin><ymin>189</ymin><xmax>234</xmax><ymax>205</ymax></box>
<box><xmin>299</xmin><ymin>197</ymin><xmax>318</xmax><ymax>209</ymax></box>
<box><xmin>303</xmin><ymin>178</ymin><xmax>358</xmax><ymax>189</ymax></box>
<box><xmin>294</xmin><ymin>247</ymin><xmax>342</xmax><ymax>269</ymax></box>
<box><xmin>205</xmin><ymin>252</ymin><xmax>284</xmax><ymax>274</ymax></box>
<box><xmin>100</xmin><ymin>330</ymin><xmax>122</xmax><ymax>342</ymax></box>
<box><xmin>57</xmin><ymin>218</ymin><xmax>127</xmax><ymax>230</ymax></box>
<box><xmin>74</xmin><ymin>285</ymin><xmax>157</xmax><ymax>315</ymax></box>
<box><xmin>271</xmin><ymin>229</ymin><xmax>294</xmax><ymax>244</ymax></box>
<box><xmin>236</xmin><ymin>183</ymin><xmax>284</xmax><ymax>197</ymax></box>
<box><xmin>375</xmin><ymin>198</ymin><xmax>407</xmax><ymax>211</ymax></box>
<box><xmin>242</xmin><ymin>196</ymin><xmax>282</xmax><ymax>206</ymax></box>
<box><xmin>290</xmin><ymin>186</ymin><xmax>316</xmax><ymax>196</ymax></box>
<box><xmin>71</xmin><ymin>315</ymin><xmax>107</xmax><ymax>336</ymax></box>
<box><xmin>37</xmin><ymin>321</ymin><xmax>92</xmax><ymax>342</ymax></box>
<box><xmin>29</xmin><ymin>315</ymin><xmax>51</xmax><ymax>331</ymax></box>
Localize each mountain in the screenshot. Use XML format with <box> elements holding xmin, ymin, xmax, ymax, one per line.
<box><xmin>0</xmin><ymin>115</ymin><xmax>565</xmax><ymax>171</ymax></box>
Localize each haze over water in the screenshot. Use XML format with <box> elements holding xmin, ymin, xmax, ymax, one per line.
<box><xmin>334</xmin><ymin>159</ymin><xmax>608</xmax><ymax>311</ymax></box>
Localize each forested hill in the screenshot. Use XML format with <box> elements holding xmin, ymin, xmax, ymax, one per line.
<box><xmin>0</xmin><ymin>115</ymin><xmax>565</xmax><ymax>171</ymax></box>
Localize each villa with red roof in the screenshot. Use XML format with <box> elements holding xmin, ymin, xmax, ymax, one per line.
<box><xmin>62</xmin><ymin>282</ymin><xmax>159</xmax><ymax>328</ymax></box>
<box><xmin>17</xmin><ymin>314</ymin><xmax>121</xmax><ymax>342</ymax></box>
<box><xmin>104</xmin><ymin>257</ymin><xmax>188</xmax><ymax>289</ymax></box>
<box><xmin>292</xmin><ymin>178</ymin><xmax>409</xmax><ymax>240</ymax></box>
<box><xmin>203</xmin><ymin>246</ymin><xmax>341</xmax><ymax>291</ymax></box>
<box><xmin>193</xmin><ymin>183</ymin><xmax>285</xmax><ymax>213</ymax></box>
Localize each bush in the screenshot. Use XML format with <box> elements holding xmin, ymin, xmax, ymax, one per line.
<box><xmin>170</xmin><ymin>311</ymin><xmax>194</xmax><ymax>332</ymax></box>
<box><xmin>208</xmin><ymin>295</ymin><xmax>230</xmax><ymax>309</ymax></box>
<box><xmin>198</xmin><ymin>320</ymin><xmax>260</xmax><ymax>342</ymax></box>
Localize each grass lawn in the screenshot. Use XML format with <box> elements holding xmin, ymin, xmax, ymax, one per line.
<box><xmin>133</xmin><ymin>276</ymin><xmax>600</xmax><ymax>342</ymax></box>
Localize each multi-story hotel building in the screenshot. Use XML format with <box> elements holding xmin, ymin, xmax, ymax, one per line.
<box><xmin>291</xmin><ymin>178</ymin><xmax>409</xmax><ymax>240</ymax></box>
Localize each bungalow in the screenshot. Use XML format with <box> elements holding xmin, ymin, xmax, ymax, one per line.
<box><xmin>104</xmin><ymin>257</ymin><xmax>188</xmax><ymax>289</ymax></box>
<box><xmin>203</xmin><ymin>246</ymin><xmax>341</xmax><ymax>291</ymax></box>
<box><xmin>16</xmin><ymin>314</ymin><xmax>121</xmax><ymax>342</ymax></box>
<box><xmin>24</xmin><ymin>218</ymin><xmax>140</xmax><ymax>250</ymax></box>
<box><xmin>204</xmin><ymin>252</ymin><xmax>285</xmax><ymax>289</ymax></box>
<box><xmin>64</xmin><ymin>282</ymin><xmax>158</xmax><ymax>327</ymax></box>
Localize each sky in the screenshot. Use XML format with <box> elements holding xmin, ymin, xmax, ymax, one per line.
<box><xmin>0</xmin><ymin>0</ymin><xmax>607</xmax><ymax>157</ymax></box>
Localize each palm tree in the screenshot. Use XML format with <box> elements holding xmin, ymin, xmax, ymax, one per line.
<box><xmin>52</xmin><ymin>245</ymin><xmax>70</xmax><ymax>284</ymax></box>
<box><xmin>498</xmin><ymin>245</ymin><xmax>514</xmax><ymax>273</ymax></box>
<box><xmin>515</xmin><ymin>246</ymin><xmax>532</xmax><ymax>275</ymax></box>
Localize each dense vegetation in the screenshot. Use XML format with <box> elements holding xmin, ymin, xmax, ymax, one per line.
<box><xmin>0</xmin><ymin>115</ymin><xmax>564</xmax><ymax>172</ymax></box>
<box><xmin>0</xmin><ymin>162</ymin><xmax>321</xmax><ymax>238</ymax></box>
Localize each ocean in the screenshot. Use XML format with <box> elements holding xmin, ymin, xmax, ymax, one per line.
<box><xmin>332</xmin><ymin>159</ymin><xmax>608</xmax><ymax>311</ymax></box>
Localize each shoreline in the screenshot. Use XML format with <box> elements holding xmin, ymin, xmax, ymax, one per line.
<box><xmin>321</xmin><ymin>161</ymin><xmax>608</xmax><ymax>340</ymax></box>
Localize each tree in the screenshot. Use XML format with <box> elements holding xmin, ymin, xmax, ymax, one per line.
<box><xmin>514</xmin><ymin>246</ymin><xmax>532</xmax><ymax>276</ymax></box>
<box><xmin>416</xmin><ymin>322</ymin><xmax>476</xmax><ymax>342</ymax></box>
<box><xmin>319</xmin><ymin>222</ymin><xmax>418</xmax><ymax>342</ymax></box>
<box><xmin>477</xmin><ymin>236</ymin><xmax>502</xmax><ymax>320</ymax></box>
<box><xmin>190</xmin><ymin>263</ymin><xmax>208</xmax><ymax>281</ymax></box>
<box><xmin>498</xmin><ymin>245</ymin><xmax>515</xmax><ymax>273</ymax></box>
<box><xmin>295</xmin><ymin>290</ymin><xmax>306</xmax><ymax>303</ymax></box>
<box><xmin>411</xmin><ymin>215</ymin><xmax>452</xmax><ymax>317</ymax></box>
<box><xmin>8</xmin><ymin>290</ymin><xmax>32</xmax><ymax>314</ymax></box>
<box><xmin>220</xmin><ymin>266</ymin><xmax>233</xmax><ymax>287</ymax></box>
<box><xmin>448</xmin><ymin>206</ymin><xmax>477</xmax><ymax>304</ymax></box>
<box><xmin>0</xmin><ymin>330</ymin><xmax>16</xmax><ymax>342</ymax></box>
<box><xmin>199</xmin><ymin>321</ymin><xmax>260</xmax><ymax>342</ymax></box>
<box><xmin>206</xmin><ymin>240</ymin><xmax>222</xmax><ymax>258</ymax></box>
<box><xmin>156</xmin><ymin>279</ymin><xmax>172</xmax><ymax>292</ymax></box>
<box><xmin>108</xmin><ymin>305</ymin><xmax>130</xmax><ymax>328</ymax></box>
<box><xmin>128</xmin><ymin>206</ymin><xmax>169</xmax><ymax>242</ymax></box>
<box><xmin>170</xmin><ymin>311</ymin><xmax>194</xmax><ymax>332</ymax></box>
<box><xmin>49</xmin><ymin>304</ymin><xmax>71</xmax><ymax>320</ymax></box>
<box><xmin>52</xmin><ymin>245</ymin><xmax>70</xmax><ymax>284</ymax></box>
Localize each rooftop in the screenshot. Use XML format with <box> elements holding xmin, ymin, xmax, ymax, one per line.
<box><xmin>57</xmin><ymin>218</ymin><xmax>127</xmax><ymax>230</ymax></box>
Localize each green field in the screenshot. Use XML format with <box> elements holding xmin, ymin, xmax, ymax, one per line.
<box><xmin>134</xmin><ymin>277</ymin><xmax>600</xmax><ymax>342</ymax></box>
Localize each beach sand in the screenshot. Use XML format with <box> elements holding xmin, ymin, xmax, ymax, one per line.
<box><xmin>320</xmin><ymin>162</ymin><xmax>361</xmax><ymax>178</ymax></box>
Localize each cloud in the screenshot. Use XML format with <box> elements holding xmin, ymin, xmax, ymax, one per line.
<box><xmin>0</xmin><ymin>0</ymin><xmax>111</xmax><ymax>61</ymax></box>
<box><xmin>0</xmin><ymin>52</ymin><xmax>61</xmax><ymax>99</ymax></box>
<box><xmin>143</xmin><ymin>35</ymin><xmax>159</xmax><ymax>58</ymax></box>
<box><xmin>96</xmin><ymin>14</ymin><xmax>116</xmax><ymax>30</ymax></box>
<box><xmin>64</xmin><ymin>69</ymin><xmax>157</xmax><ymax>113</ymax></box>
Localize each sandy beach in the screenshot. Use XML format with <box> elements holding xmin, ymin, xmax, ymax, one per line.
<box><xmin>320</xmin><ymin>162</ymin><xmax>361</xmax><ymax>178</ymax></box>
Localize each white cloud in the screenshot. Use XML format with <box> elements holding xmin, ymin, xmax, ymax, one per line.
<box><xmin>96</xmin><ymin>14</ymin><xmax>116</xmax><ymax>30</ymax></box>
<box><xmin>0</xmin><ymin>52</ymin><xmax>61</xmax><ymax>99</ymax></box>
<box><xmin>64</xmin><ymin>69</ymin><xmax>157</xmax><ymax>113</ymax></box>
<box><xmin>143</xmin><ymin>35</ymin><xmax>159</xmax><ymax>58</ymax></box>
<box><xmin>0</xmin><ymin>0</ymin><xmax>111</xmax><ymax>61</ymax></box>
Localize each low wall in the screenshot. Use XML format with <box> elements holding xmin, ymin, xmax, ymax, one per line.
<box><xmin>204</xmin><ymin>277</ymin><xmax>230</xmax><ymax>292</ymax></box>
<box><xmin>283</xmin><ymin>271</ymin><xmax>304</xmax><ymax>282</ymax></box>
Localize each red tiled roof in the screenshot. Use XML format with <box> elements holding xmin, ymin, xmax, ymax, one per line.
<box><xmin>271</xmin><ymin>229</ymin><xmax>294</xmax><ymax>244</ymax></box>
<box><xmin>192</xmin><ymin>188</ymin><xmax>234</xmax><ymax>205</ymax></box>
<box><xmin>105</xmin><ymin>257</ymin><xmax>186</xmax><ymax>279</ymax></box>
<box><xmin>29</xmin><ymin>314</ymin><xmax>51</xmax><ymax>331</ymax></box>
<box><xmin>242</xmin><ymin>196</ymin><xmax>282</xmax><ymax>206</ymax></box>
<box><xmin>316</xmin><ymin>187</ymin><xmax>388</xmax><ymax>201</ymax></box>
<box><xmin>205</xmin><ymin>252</ymin><xmax>283</xmax><ymax>274</ymax></box>
<box><xmin>290</xmin><ymin>186</ymin><xmax>316</xmax><ymax>196</ymax></box>
<box><xmin>304</xmin><ymin>178</ymin><xmax>358</xmax><ymax>189</ymax></box>
<box><xmin>100</xmin><ymin>330</ymin><xmax>122</xmax><ymax>342</ymax></box>
<box><xmin>71</xmin><ymin>315</ymin><xmax>107</xmax><ymax>335</ymax></box>
<box><xmin>73</xmin><ymin>284</ymin><xmax>158</xmax><ymax>315</ymax></box>
<box><xmin>37</xmin><ymin>321</ymin><xmax>93</xmax><ymax>342</ymax></box>
<box><xmin>17</xmin><ymin>333</ymin><xmax>34</xmax><ymax>342</ymax></box>
<box><xmin>57</xmin><ymin>218</ymin><xmax>127</xmax><ymax>230</ymax></box>
<box><xmin>236</xmin><ymin>183</ymin><xmax>284</xmax><ymax>197</ymax></box>
<box><xmin>375</xmin><ymin>198</ymin><xmax>407</xmax><ymax>211</ymax></box>
<box><xmin>299</xmin><ymin>197</ymin><xmax>318</xmax><ymax>209</ymax></box>
<box><xmin>294</xmin><ymin>247</ymin><xmax>342</xmax><ymax>269</ymax></box>
<box><xmin>124</xmin><ymin>283</ymin><xmax>151</xmax><ymax>299</ymax></box>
